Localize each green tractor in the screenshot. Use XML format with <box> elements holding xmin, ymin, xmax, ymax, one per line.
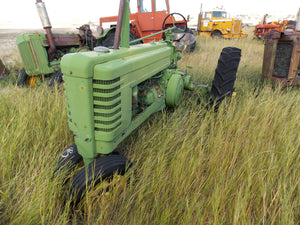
<box><xmin>55</xmin><ymin>0</ymin><xmax>241</xmax><ymax>205</ymax></box>
<box><xmin>16</xmin><ymin>0</ymin><xmax>139</xmax><ymax>87</ymax></box>
<box><xmin>16</xmin><ymin>0</ymin><xmax>99</xmax><ymax>87</ymax></box>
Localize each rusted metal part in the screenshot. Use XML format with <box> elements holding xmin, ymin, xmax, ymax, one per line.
<box><xmin>42</xmin><ymin>28</ymin><xmax>96</xmax><ymax>49</ymax></box>
<box><xmin>114</xmin><ymin>0</ymin><xmax>126</xmax><ymax>49</ymax></box>
<box><xmin>42</xmin><ymin>34</ymin><xmax>80</xmax><ymax>47</ymax></box>
<box><xmin>262</xmin><ymin>31</ymin><xmax>300</xmax><ymax>87</ymax></box>
<box><xmin>0</xmin><ymin>59</ymin><xmax>9</xmax><ymax>78</ymax></box>
<box><xmin>78</xmin><ymin>24</ymin><xmax>97</xmax><ymax>49</ymax></box>
<box><xmin>36</xmin><ymin>0</ymin><xmax>56</xmax><ymax>59</ymax></box>
<box><xmin>254</xmin><ymin>24</ymin><xmax>280</xmax><ymax>38</ymax></box>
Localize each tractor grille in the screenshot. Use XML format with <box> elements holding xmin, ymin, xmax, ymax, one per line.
<box><xmin>93</xmin><ymin>78</ymin><xmax>122</xmax><ymax>132</ymax></box>
<box><xmin>273</xmin><ymin>43</ymin><xmax>293</xmax><ymax>77</ymax></box>
<box><xmin>232</xmin><ymin>20</ymin><xmax>242</xmax><ymax>35</ymax></box>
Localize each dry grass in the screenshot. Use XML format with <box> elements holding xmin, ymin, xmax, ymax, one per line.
<box><xmin>0</xmin><ymin>29</ymin><xmax>299</xmax><ymax>224</ymax></box>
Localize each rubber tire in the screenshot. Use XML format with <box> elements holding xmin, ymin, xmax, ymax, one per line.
<box><xmin>17</xmin><ymin>68</ymin><xmax>28</xmax><ymax>87</ymax></box>
<box><xmin>209</xmin><ymin>47</ymin><xmax>241</xmax><ymax>111</ymax></box>
<box><xmin>211</xmin><ymin>30</ymin><xmax>223</xmax><ymax>39</ymax></box>
<box><xmin>49</xmin><ymin>71</ymin><xmax>63</xmax><ymax>87</ymax></box>
<box><xmin>177</xmin><ymin>33</ymin><xmax>196</xmax><ymax>53</ymax></box>
<box><xmin>53</xmin><ymin>144</ymin><xmax>83</xmax><ymax>175</ymax></box>
<box><xmin>69</xmin><ymin>154</ymin><xmax>131</xmax><ymax>206</ymax></box>
<box><xmin>102</xmin><ymin>31</ymin><xmax>115</xmax><ymax>47</ymax></box>
<box><xmin>102</xmin><ymin>31</ymin><xmax>142</xmax><ymax>47</ymax></box>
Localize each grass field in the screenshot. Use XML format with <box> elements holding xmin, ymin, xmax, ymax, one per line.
<box><xmin>0</xmin><ymin>28</ymin><xmax>299</xmax><ymax>224</ymax></box>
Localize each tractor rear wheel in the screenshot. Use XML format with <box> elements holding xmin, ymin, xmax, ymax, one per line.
<box><xmin>69</xmin><ymin>154</ymin><xmax>131</xmax><ymax>206</ymax></box>
<box><xmin>102</xmin><ymin>31</ymin><xmax>115</xmax><ymax>47</ymax></box>
<box><xmin>211</xmin><ymin>30</ymin><xmax>223</xmax><ymax>39</ymax></box>
<box><xmin>17</xmin><ymin>68</ymin><xmax>28</xmax><ymax>87</ymax></box>
<box><xmin>208</xmin><ymin>47</ymin><xmax>241</xmax><ymax>111</ymax></box>
<box><xmin>102</xmin><ymin>30</ymin><xmax>142</xmax><ymax>47</ymax></box>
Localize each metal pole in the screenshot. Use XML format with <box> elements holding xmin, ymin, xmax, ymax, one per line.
<box><xmin>114</xmin><ymin>0</ymin><xmax>126</xmax><ymax>49</ymax></box>
<box><xmin>296</xmin><ymin>8</ymin><xmax>300</xmax><ymax>31</ymax></box>
<box><xmin>197</xmin><ymin>4</ymin><xmax>202</xmax><ymax>34</ymax></box>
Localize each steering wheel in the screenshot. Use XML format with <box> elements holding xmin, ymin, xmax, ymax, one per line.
<box><xmin>162</xmin><ymin>13</ymin><xmax>188</xmax><ymax>41</ymax></box>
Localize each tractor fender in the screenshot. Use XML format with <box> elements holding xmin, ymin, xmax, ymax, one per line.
<box><xmin>211</xmin><ymin>29</ymin><xmax>224</xmax><ymax>38</ymax></box>
<box><xmin>102</xmin><ymin>27</ymin><xmax>116</xmax><ymax>38</ymax></box>
<box><xmin>213</xmin><ymin>28</ymin><xmax>227</xmax><ymax>35</ymax></box>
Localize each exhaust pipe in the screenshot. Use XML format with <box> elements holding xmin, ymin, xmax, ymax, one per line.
<box><xmin>296</xmin><ymin>8</ymin><xmax>300</xmax><ymax>31</ymax></box>
<box><xmin>113</xmin><ymin>0</ymin><xmax>126</xmax><ymax>49</ymax></box>
<box><xmin>35</xmin><ymin>0</ymin><xmax>56</xmax><ymax>58</ymax></box>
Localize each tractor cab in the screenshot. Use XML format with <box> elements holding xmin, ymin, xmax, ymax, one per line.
<box><xmin>204</xmin><ymin>10</ymin><xmax>228</xmax><ymax>20</ymax></box>
<box><xmin>136</xmin><ymin>0</ymin><xmax>170</xmax><ymax>31</ymax></box>
<box><xmin>99</xmin><ymin>0</ymin><xmax>189</xmax><ymax>44</ymax></box>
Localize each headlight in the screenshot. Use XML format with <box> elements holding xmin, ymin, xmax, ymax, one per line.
<box><xmin>226</xmin><ymin>28</ymin><xmax>231</xmax><ymax>32</ymax></box>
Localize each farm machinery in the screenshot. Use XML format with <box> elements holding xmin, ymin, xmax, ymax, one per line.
<box><xmin>16</xmin><ymin>0</ymin><xmax>99</xmax><ymax>87</ymax></box>
<box><xmin>0</xmin><ymin>59</ymin><xmax>9</xmax><ymax>78</ymax></box>
<box><xmin>99</xmin><ymin>0</ymin><xmax>196</xmax><ymax>53</ymax></box>
<box><xmin>261</xmin><ymin>9</ymin><xmax>300</xmax><ymax>87</ymax></box>
<box><xmin>254</xmin><ymin>14</ymin><xmax>296</xmax><ymax>39</ymax></box>
<box><xmin>55</xmin><ymin>0</ymin><xmax>241</xmax><ymax>205</ymax></box>
<box><xmin>196</xmin><ymin>6</ymin><xmax>248</xmax><ymax>39</ymax></box>
<box><xmin>16</xmin><ymin>0</ymin><xmax>196</xmax><ymax>88</ymax></box>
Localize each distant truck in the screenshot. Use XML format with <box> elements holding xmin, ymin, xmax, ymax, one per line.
<box><xmin>197</xmin><ymin>7</ymin><xmax>248</xmax><ymax>39</ymax></box>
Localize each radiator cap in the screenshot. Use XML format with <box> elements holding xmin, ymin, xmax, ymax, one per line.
<box><xmin>94</xmin><ymin>46</ymin><xmax>110</xmax><ymax>53</ymax></box>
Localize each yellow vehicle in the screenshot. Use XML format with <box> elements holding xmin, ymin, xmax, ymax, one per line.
<box><xmin>197</xmin><ymin>8</ymin><xmax>248</xmax><ymax>39</ymax></box>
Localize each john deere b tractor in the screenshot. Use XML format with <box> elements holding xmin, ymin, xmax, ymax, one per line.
<box><xmin>55</xmin><ymin>0</ymin><xmax>241</xmax><ymax>205</ymax></box>
<box><xmin>16</xmin><ymin>0</ymin><xmax>99</xmax><ymax>87</ymax></box>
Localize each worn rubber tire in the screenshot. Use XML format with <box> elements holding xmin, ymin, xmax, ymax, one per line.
<box><xmin>209</xmin><ymin>47</ymin><xmax>241</xmax><ymax>111</ymax></box>
<box><xmin>69</xmin><ymin>154</ymin><xmax>131</xmax><ymax>206</ymax></box>
<box><xmin>211</xmin><ymin>30</ymin><xmax>223</xmax><ymax>39</ymax></box>
<box><xmin>53</xmin><ymin>144</ymin><xmax>83</xmax><ymax>175</ymax></box>
<box><xmin>177</xmin><ymin>33</ymin><xmax>196</xmax><ymax>53</ymax></box>
<box><xmin>102</xmin><ymin>31</ymin><xmax>115</xmax><ymax>47</ymax></box>
<box><xmin>102</xmin><ymin>31</ymin><xmax>142</xmax><ymax>47</ymax></box>
<box><xmin>49</xmin><ymin>70</ymin><xmax>63</xmax><ymax>87</ymax></box>
<box><xmin>17</xmin><ymin>68</ymin><xmax>28</xmax><ymax>87</ymax></box>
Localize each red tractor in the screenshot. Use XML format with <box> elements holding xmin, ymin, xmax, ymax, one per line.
<box><xmin>99</xmin><ymin>0</ymin><xmax>196</xmax><ymax>52</ymax></box>
<box><xmin>254</xmin><ymin>14</ymin><xmax>296</xmax><ymax>39</ymax></box>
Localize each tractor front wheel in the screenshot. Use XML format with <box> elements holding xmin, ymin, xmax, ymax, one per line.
<box><xmin>17</xmin><ymin>68</ymin><xmax>28</xmax><ymax>87</ymax></box>
<box><xmin>211</xmin><ymin>30</ymin><xmax>223</xmax><ymax>39</ymax></box>
<box><xmin>49</xmin><ymin>71</ymin><xmax>63</xmax><ymax>87</ymax></box>
<box><xmin>53</xmin><ymin>144</ymin><xmax>83</xmax><ymax>175</ymax></box>
<box><xmin>69</xmin><ymin>153</ymin><xmax>131</xmax><ymax>206</ymax></box>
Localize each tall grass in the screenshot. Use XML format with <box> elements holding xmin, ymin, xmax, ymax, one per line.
<box><xmin>0</xmin><ymin>33</ymin><xmax>299</xmax><ymax>224</ymax></box>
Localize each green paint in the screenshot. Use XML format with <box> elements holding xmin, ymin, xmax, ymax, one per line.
<box><xmin>61</xmin><ymin>0</ymin><xmax>196</xmax><ymax>164</ymax></box>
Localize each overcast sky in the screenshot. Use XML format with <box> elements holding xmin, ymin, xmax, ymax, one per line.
<box><xmin>0</xmin><ymin>0</ymin><xmax>299</xmax><ymax>28</ymax></box>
